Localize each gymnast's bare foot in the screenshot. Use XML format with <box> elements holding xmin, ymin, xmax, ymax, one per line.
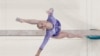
<box><xmin>16</xmin><ymin>17</ymin><xmax>24</xmax><ymax>23</ymax></box>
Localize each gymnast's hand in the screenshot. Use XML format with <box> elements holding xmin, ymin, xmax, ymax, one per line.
<box><xmin>35</xmin><ymin>54</ymin><xmax>39</xmax><ymax>56</ymax></box>
<box><xmin>16</xmin><ymin>17</ymin><xmax>25</xmax><ymax>23</ymax></box>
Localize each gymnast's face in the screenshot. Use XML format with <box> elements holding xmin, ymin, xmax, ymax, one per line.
<box><xmin>47</xmin><ymin>8</ymin><xmax>54</xmax><ymax>15</ymax></box>
<box><xmin>37</xmin><ymin>22</ymin><xmax>47</xmax><ymax>30</ymax></box>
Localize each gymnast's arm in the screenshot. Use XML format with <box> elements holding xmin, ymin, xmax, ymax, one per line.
<box><xmin>35</xmin><ymin>31</ymin><xmax>52</xmax><ymax>56</ymax></box>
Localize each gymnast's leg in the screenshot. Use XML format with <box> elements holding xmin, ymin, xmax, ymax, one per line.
<box><xmin>53</xmin><ymin>31</ymin><xmax>83</xmax><ymax>39</ymax></box>
<box><xmin>16</xmin><ymin>17</ymin><xmax>46</xmax><ymax>25</ymax></box>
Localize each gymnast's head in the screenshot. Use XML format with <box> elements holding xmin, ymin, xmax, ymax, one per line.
<box><xmin>37</xmin><ymin>21</ymin><xmax>47</xmax><ymax>30</ymax></box>
<box><xmin>47</xmin><ymin>8</ymin><xmax>54</xmax><ymax>15</ymax></box>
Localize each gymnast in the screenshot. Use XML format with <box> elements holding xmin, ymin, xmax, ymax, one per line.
<box><xmin>16</xmin><ymin>8</ymin><xmax>82</xmax><ymax>56</ymax></box>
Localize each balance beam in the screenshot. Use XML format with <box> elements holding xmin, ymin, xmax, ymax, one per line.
<box><xmin>0</xmin><ymin>30</ymin><xmax>99</xmax><ymax>36</ymax></box>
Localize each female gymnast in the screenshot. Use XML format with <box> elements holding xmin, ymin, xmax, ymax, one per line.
<box><xmin>16</xmin><ymin>8</ymin><xmax>82</xmax><ymax>56</ymax></box>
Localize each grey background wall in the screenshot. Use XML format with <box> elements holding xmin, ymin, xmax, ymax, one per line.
<box><xmin>0</xmin><ymin>0</ymin><xmax>100</xmax><ymax>30</ymax></box>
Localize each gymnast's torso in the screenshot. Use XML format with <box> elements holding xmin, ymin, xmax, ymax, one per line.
<box><xmin>39</xmin><ymin>13</ymin><xmax>61</xmax><ymax>50</ymax></box>
<box><xmin>47</xmin><ymin>14</ymin><xmax>61</xmax><ymax>36</ymax></box>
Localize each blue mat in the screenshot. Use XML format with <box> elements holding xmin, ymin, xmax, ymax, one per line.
<box><xmin>87</xmin><ymin>35</ymin><xmax>100</xmax><ymax>39</ymax></box>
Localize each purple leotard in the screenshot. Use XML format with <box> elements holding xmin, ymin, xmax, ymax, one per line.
<box><xmin>39</xmin><ymin>13</ymin><xmax>61</xmax><ymax>50</ymax></box>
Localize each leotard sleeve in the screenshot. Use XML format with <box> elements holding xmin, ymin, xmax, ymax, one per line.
<box><xmin>39</xmin><ymin>31</ymin><xmax>53</xmax><ymax>50</ymax></box>
<box><xmin>47</xmin><ymin>13</ymin><xmax>57</xmax><ymax>27</ymax></box>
